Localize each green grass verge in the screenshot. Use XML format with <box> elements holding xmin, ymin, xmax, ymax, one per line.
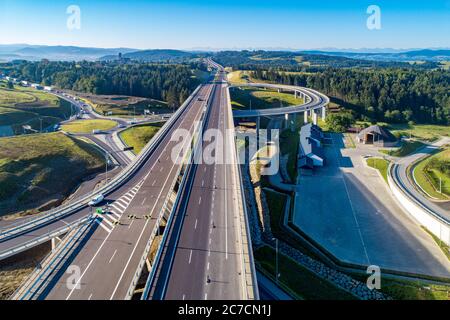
<box><xmin>382</xmin><ymin>123</ymin><xmax>448</xmax><ymax>142</ymax></box>
<box><xmin>230</xmin><ymin>87</ymin><xmax>303</xmax><ymax>111</ymax></box>
<box><xmin>264</xmin><ymin>189</ymin><xmax>287</xmax><ymax>236</ymax></box>
<box><xmin>383</xmin><ymin>140</ymin><xmax>425</xmax><ymax>157</ymax></box>
<box><xmin>421</xmin><ymin>226</ymin><xmax>450</xmax><ymax>261</ymax></box>
<box><xmin>61</xmin><ymin>119</ymin><xmax>118</xmax><ymax>134</ymax></box>
<box><xmin>380</xmin><ymin>278</ymin><xmax>450</xmax><ymax>300</ymax></box>
<box><xmin>254</xmin><ymin>246</ymin><xmax>358</xmax><ymax>300</ymax></box>
<box><xmin>366</xmin><ymin>158</ymin><xmax>390</xmax><ymax>183</ymax></box>
<box><xmin>119</xmin><ymin>123</ymin><xmax>163</xmax><ymax>154</ymax></box>
<box><xmin>0</xmin><ymin>85</ymin><xmax>72</xmax><ymax>134</ymax></box>
<box><xmin>280</xmin><ymin>129</ymin><xmax>300</xmax><ymax>182</ymax></box>
<box><xmin>413</xmin><ymin>148</ymin><xmax>449</xmax><ymax>199</ymax></box>
<box><xmin>0</xmin><ymin>132</ymin><xmax>105</xmax><ymax>216</ymax></box>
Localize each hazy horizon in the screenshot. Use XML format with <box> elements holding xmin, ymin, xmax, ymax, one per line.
<box><xmin>1</xmin><ymin>0</ymin><xmax>449</xmax><ymax>50</ymax></box>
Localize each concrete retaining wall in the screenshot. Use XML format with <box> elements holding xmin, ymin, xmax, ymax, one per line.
<box><xmin>388</xmin><ymin>165</ymin><xmax>450</xmax><ymax>246</ymax></box>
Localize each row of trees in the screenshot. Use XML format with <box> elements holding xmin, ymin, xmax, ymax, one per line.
<box><xmin>253</xmin><ymin>68</ymin><xmax>449</xmax><ymax>125</ymax></box>
<box><xmin>2</xmin><ymin>60</ymin><xmax>205</xmax><ymax>108</ymax></box>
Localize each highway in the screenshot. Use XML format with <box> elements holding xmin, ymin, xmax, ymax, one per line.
<box><xmin>151</xmin><ymin>67</ymin><xmax>254</xmax><ymax>300</ymax></box>
<box><xmin>391</xmin><ymin>137</ymin><xmax>450</xmax><ymax>222</ymax></box>
<box><xmin>13</xmin><ymin>83</ymin><xmax>214</xmax><ymax>299</ymax></box>
<box><xmin>0</xmin><ymin>83</ymin><xmax>210</xmax><ymax>257</ymax></box>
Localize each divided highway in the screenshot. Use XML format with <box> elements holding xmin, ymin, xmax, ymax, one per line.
<box><xmin>14</xmin><ymin>83</ymin><xmax>214</xmax><ymax>299</ymax></box>
<box><xmin>152</xmin><ymin>70</ymin><xmax>255</xmax><ymax>300</ymax></box>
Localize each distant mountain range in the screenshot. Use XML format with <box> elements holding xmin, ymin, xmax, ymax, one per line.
<box><xmin>0</xmin><ymin>44</ymin><xmax>137</xmax><ymax>61</ymax></box>
<box><xmin>0</xmin><ymin>44</ymin><xmax>448</xmax><ymax>63</ymax></box>
<box><xmin>99</xmin><ymin>49</ymin><xmax>199</xmax><ymax>62</ymax></box>
<box><xmin>300</xmin><ymin>49</ymin><xmax>450</xmax><ymax>62</ymax></box>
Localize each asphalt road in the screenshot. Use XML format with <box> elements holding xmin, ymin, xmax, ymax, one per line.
<box><xmin>39</xmin><ymin>84</ymin><xmax>214</xmax><ymax>300</ymax></box>
<box><xmin>0</xmin><ymin>85</ymin><xmax>213</xmax><ymax>296</ymax></box>
<box><xmin>394</xmin><ymin>137</ymin><xmax>450</xmax><ymax>222</ymax></box>
<box><xmin>163</xmin><ymin>75</ymin><xmax>246</xmax><ymax>300</ymax></box>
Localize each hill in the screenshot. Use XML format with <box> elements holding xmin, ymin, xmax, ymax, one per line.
<box><xmin>0</xmin><ymin>44</ymin><xmax>137</xmax><ymax>61</ymax></box>
<box><xmin>100</xmin><ymin>49</ymin><xmax>198</xmax><ymax>62</ymax></box>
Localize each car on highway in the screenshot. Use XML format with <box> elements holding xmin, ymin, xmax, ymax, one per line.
<box><xmin>88</xmin><ymin>194</ymin><xmax>104</xmax><ymax>206</ymax></box>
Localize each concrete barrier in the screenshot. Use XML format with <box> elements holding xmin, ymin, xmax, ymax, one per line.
<box><xmin>388</xmin><ymin>164</ymin><xmax>450</xmax><ymax>246</ymax></box>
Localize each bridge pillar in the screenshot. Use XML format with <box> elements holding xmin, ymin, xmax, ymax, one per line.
<box><xmin>256</xmin><ymin>116</ymin><xmax>261</xmax><ymax>154</ymax></box>
<box><xmin>291</xmin><ymin>113</ymin><xmax>297</xmax><ymax>132</ymax></box>
<box><xmin>304</xmin><ymin>110</ymin><xmax>308</xmax><ymax>124</ymax></box>
<box><xmin>51</xmin><ymin>236</ymin><xmax>62</xmax><ymax>251</ymax></box>
<box><xmin>321</xmin><ymin>106</ymin><xmax>326</xmax><ymax>121</ymax></box>
<box><xmin>313</xmin><ymin>111</ymin><xmax>318</xmax><ymax>126</ymax></box>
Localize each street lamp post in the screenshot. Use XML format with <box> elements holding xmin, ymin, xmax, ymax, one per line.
<box><xmin>272</xmin><ymin>237</ymin><xmax>279</xmax><ymax>285</ymax></box>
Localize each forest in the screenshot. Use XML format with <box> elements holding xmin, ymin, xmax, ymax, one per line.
<box><xmin>0</xmin><ymin>60</ymin><xmax>206</xmax><ymax>108</ymax></box>
<box><xmin>253</xmin><ymin>68</ymin><xmax>449</xmax><ymax>124</ymax></box>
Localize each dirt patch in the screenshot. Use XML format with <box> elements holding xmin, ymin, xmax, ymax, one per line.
<box><xmin>0</xmin><ymin>242</ymin><xmax>51</xmax><ymax>300</ymax></box>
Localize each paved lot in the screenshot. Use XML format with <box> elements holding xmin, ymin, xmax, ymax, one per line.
<box><xmin>293</xmin><ymin>134</ymin><xmax>450</xmax><ymax>278</ymax></box>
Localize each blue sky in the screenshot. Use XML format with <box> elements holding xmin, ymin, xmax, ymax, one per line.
<box><xmin>0</xmin><ymin>0</ymin><xmax>449</xmax><ymax>50</ymax></box>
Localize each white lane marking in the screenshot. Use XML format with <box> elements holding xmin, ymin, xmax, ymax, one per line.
<box><xmin>194</xmin><ymin>219</ymin><xmax>198</xmax><ymax>230</ymax></box>
<box><xmin>202</xmin><ymin>180</ymin><xmax>204</xmax><ymax>187</ymax></box>
<box><xmin>198</xmin><ymin>197</ymin><xmax>202</xmax><ymax>205</ymax></box>
<box><xmin>88</xmin><ymin>293</ymin><xmax>93</xmax><ymax>300</ymax></box>
<box><xmin>141</xmin><ymin>197</ymin><xmax>147</xmax><ymax>205</ymax></box>
<box><xmin>188</xmin><ymin>250</ymin><xmax>193</xmax><ymax>264</ymax></box>
<box><xmin>110</xmin><ymin>131</ymin><xmax>193</xmax><ymax>300</ymax></box>
<box><xmin>204</xmin><ymin>293</ymin><xmax>208</xmax><ymax>300</ymax></box>
<box><xmin>115</xmin><ymin>201</ymin><xmax>127</xmax><ymax>210</ymax></box>
<box><xmin>117</xmin><ymin>198</ymin><xmax>129</xmax><ymax>207</ymax></box>
<box><xmin>95</xmin><ymin>219</ymin><xmax>112</xmax><ymax>233</ymax></box>
<box><xmin>128</xmin><ymin>220</ymin><xmax>134</xmax><ymax>229</ymax></box>
<box><xmin>152</xmin><ymin>180</ymin><xmax>156</xmax><ymax>186</ymax></box>
<box><xmin>182</xmin><ymin>294</ymin><xmax>185</xmax><ymax>300</ymax></box>
<box><xmin>66</xmin><ymin>85</ymin><xmax>206</xmax><ymax>300</ymax></box>
<box><xmin>101</xmin><ymin>217</ymin><xmax>114</xmax><ymax>227</ymax></box>
<box><xmin>207</xmin><ymin>262</ymin><xmax>210</xmax><ymax>270</ymax></box>
<box><xmin>109</xmin><ymin>250</ymin><xmax>117</xmax><ymax>264</ymax></box>
<box><xmin>123</xmin><ymin>194</ymin><xmax>133</xmax><ymax>202</ymax></box>
<box><xmin>160</xmin><ymin>167</ymin><xmax>163</xmax><ymax>172</ymax></box>
<box><xmin>111</xmin><ymin>204</ymin><xmax>124</xmax><ymax>213</ymax></box>
<box><xmin>110</xmin><ymin>211</ymin><xmax>121</xmax><ymax>219</ymax></box>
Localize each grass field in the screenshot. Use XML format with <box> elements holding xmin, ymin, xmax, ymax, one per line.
<box><xmin>413</xmin><ymin>148</ymin><xmax>450</xmax><ymax>199</ymax></box>
<box><xmin>230</xmin><ymin>87</ymin><xmax>303</xmax><ymax>112</ymax></box>
<box><xmin>0</xmin><ymin>132</ymin><xmax>105</xmax><ymax>217</ymax></box>
<box><xmin>355</xmin><ymin>122</ymin><xmax>450</xmax><ymax>142</ymax></box>
<box><xmin>227</xmin><ymin>70</ymin><xmax>252</xmax><ymax>84</ymax></box>
<box><xmin>254</xmin><ymin>246</ymin><xmax>357</xmax><ymax>300</ymax></box>
<box><xmin>382</xmin><ymin>140</ymin><xmax>425</xmax><ymax>157</ymax></box>
<box><xmin>0</xmin><ymin>82</ymin><xmax>72</xmax><ymax>135</ymax></box>
<box><xmin>61</xmin><ymin>119</ymin><xmax>118</xmax><ymax>134</ymax></box>
<box><xmin>366</xmin><ymin>158</ymin><xmax>390</xmax><ymax>183</ymax></box>
<box><xmin>119</xmin><ymin>122</ymin><xmax>163</xmax><ymax>154</ymax></box>
<box><xmin>379</xmin><ymin>277</ymin><xmax>450</xmax><ymax>300</ymax></box>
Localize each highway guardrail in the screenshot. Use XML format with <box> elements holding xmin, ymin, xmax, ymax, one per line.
<box><xmin>0</xmin><ymin>85</ymin><xmax>202</xmax><ymax>248</ymax></box>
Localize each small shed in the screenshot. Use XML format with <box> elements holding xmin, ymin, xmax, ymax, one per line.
<box><xmin>357</xmin><ymin>125</ymin><xmax>397</xmax><ymax>147</ymax></box>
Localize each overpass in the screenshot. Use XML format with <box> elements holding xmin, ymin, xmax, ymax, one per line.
<box><xmin>0</xmin><ymin>82</ymin><xmax>209</xmax><ymax>261</ymax></box>
<box><xmin>388</xmin><ymin>138</ymin><xmax>450</xmax><ymax>246</ymax></box>
<box><xmin>10</xmin><ymin>62</ymin><xmax>258</xmax><ymax>300</ymax></box>
<box><xmin>230</xmin><ymin>82</ymin><xmax>329</xmax><ymax>121</ymax></box>
<box><xmin>143</xmin><ymin>65</ymin><xmax>258</xmax><ymax>300</ymax></box>
<box><xmin>10</xmin><ymin>81</ymin><xmax>214</xmax><ymax>299</ymax></box>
